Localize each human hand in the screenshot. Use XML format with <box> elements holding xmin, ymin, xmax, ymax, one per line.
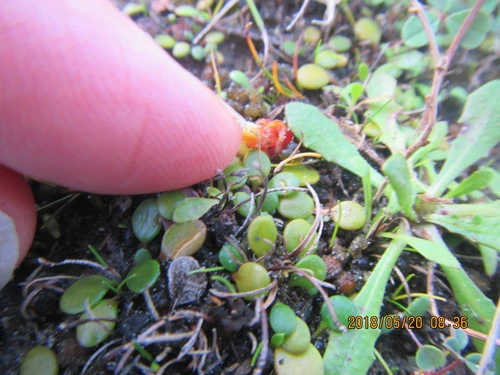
<box><xmin>0</xmin><ymin>0</ymin><xmax>241</xmax><ymax>289</ymax></box>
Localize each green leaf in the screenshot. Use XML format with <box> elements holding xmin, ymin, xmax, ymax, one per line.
<box><xmin>172</xmin><ymin>197</ymin><xmax>219</xmax><ymax>223</ymax></box>
<box><xmin>20</xmin><ymin>346</ymin><xmax>59</xmax><ymax>375</ymax></box>
<box><xmin>366</xmin><ymin>73</ymin><xmax>406</xmax><ymax>154</ymax></box>
<box><xmin>269</xmin><ymin>303</ymin><xmax>297</xmax><ymax>335</ymax></box>
<box><xmin>445</xmin><ymin>9</ymin><xmax>492</xmax><ymax>50</ymax></box>
<box><xmin>125</xmin><ymin>259</ymin><xmax>161</xmax><ymax>293</ymax></box>
<box><xmin>478</xmin><ymin>245</ymin><xmax>498</xmax><ymax>276</ymax></box>
<box><xmin>381</xmin><ymin>233</ymin><xmax>460</xmax><ymax>267</ymax></box>
<box><xmin>416</xmin><ymin>345</ymin><xmax>446</xmax><ymax>371</ymax></box>
<box><xmin>229</xmin><ymin>70</ymin><xmax>253</xmax><ymax>90</ymax></box>
<box><xmin>419</xmin><ymin>224</ymin><xmax>499</xmax><ymax>369</ymax></box>
<box><xmin>285</xmin><ymin>103</ymin><xmax>384</xmax><ymax>187</ymax></box>
<box><xmin>426</xmin><ymin>212</ymin><xmax>500</xmax><ymax>251</ymax></box>
<box><xmin>132</xmin><ymin>199</ymin><xmax>161</xmax><ymax>243</ymax></box>
<box><xmin>430</xmin><ymin>80</ymin><xmax>500</xmax><ymax>196</ymax></box>
<box><xmin>160</xmin><ymin>220</ymin><xmax>207</xmax><ymax>259</ymax></box>
<box><xmin>382</xmin><ymin>153</ymin><xmax>417</xmax><ymax>219</ymax></box>
<box><xmin>76</xmin><ymin>299</ymin><xmax>118</xmax><ymax>348</ymax></box>
<box><xmin>443</xmin><ymin>169</ymin><xmax>493</xmax><ymax>198</ymax></box>
<box><xmin>323</xmin><ymin>226</ymin><xmax>408</xmax><ymax>375</ymax></box>
<box><xmin>60</xmin><ymin>275</ymin><xmax>114</xmax><ymax>314</ymax></box>
<box><xmin>401</xmin><ymin>9</ymin><xmax>441</xmax><ymax>48</ymax></box>
<box><xmin>157</xmin><ymin>190</ymin><xmax>187</xmax><ymax>220</ymax></box>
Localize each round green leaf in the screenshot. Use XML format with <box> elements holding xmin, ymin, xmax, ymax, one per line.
<box><xmin>289</xmin><ymin>255</ymin><xmax>326</xmax><ymax>294</ymax></box>
<box><xmin>219</xmin><ymin>243</ymin><xmax>245</xmax><ymax>272</ymax></box>
<box><xmin>132</xmin><ymin>199</ymin><xmax>161</xmax><ymax>243</ymax></box>
<box><xmin>20</xmin><ymin>346</ymin><xmax>58</xmax><ymax>375</ymax></box>
<box><xmin>224</xmin><ymin>158</ymin><xmax>248</xmax><ymax>190</ymax></box>
<box><xmin>269</xmin><ymin>302</ymin><xmax>297</xmax><ymax>335</ymax></box>
<box><xmin>243</xmin><ymin>150</ymin><xmax>271</xmax><ymax>188</ymax></box>
<box><xmin>76</xmin><ymin>299</ymin><xmax>118</xmax><ymax>348</ymax></box>
<box><xmin>446</xmin><ymin>9</ymin><xmax>491</xmax><ymax>50</ymax></box>
<box><xmin>330</xmin><ymin>201</ymin><xmax>366</xmax><ymax>230</ymax></box>
<box><xmin>60</xmin><ymin>275</ymin><xmax>114</xmax><ymax>314</ymax></box>
<box><xmin>232</xmin><ymin>262</ymin><xmax>271</xmax><ymax>300</ymax></box>
<box><xmin>133</xmin><ymin>248</ymin><xmax>152</xmax><ymax>265</ymax></box>
<box><xmin>282</xmin><ymin>164</ymin><xmax>320</xmax><ymax>186</ymax></box>
<box><xmin>247</xmin><ymin>215</ymin><xmax>277</xmax><ymax>257</ymax></box>
<box><xmin>354</xmin><ymin>18</ymin><xmax>381</xmax><ymax>45</ymax></box>
<box><xmin>157</xmin><ymin>190</ymin><xmax>186</xmax><ymax>220</ymax></box>
<box><xmin>406</xmin><ymin>297</ymin><xmax>430</xmax><ymax>317</ymax></box>
<box><xmin>274</xmin><ymin>344</ymin><xmax>323</xmax><ymax>375</ymax></box>
<box><xmin>125</xmin><ymin>259</ymin><xmax>161</xmax><ymax>293</ymax></box>
<box><xmin>233</xmin><ymin>191</ymin><xmax>254</xmax><ymax>217</ymax></box>
<box><xmin>271</xmin><ymin>333</ymin><xmax>286</xmax><ymax>348</ymax></box>
<box><xmin>297</xmin><ymin>64</ymin><xmax>330</xmax><ymax>90</ymax></box>
<box><xmin>401</xmin><ymin>10</ymin><xmax>441</xmax><ymax>48</ymax></box>
<box><xmin>320</xmin><ymin>295</ymin><xmax>359</xmax><ymax>332</ymax></box>
<box><xmin>269</xmin><ymin>172</ymin><xmax>301</xmax><ymax>196</ymax></box>
<box><xmin>281</xmin><ymin>317</ymin><xmax>311</xmax><ymax>354</ymax></box>
<box><xmin>277</xmin><ymin>192</ymin><xmax>314</xmax><ymax>219</ymax></box>
<box><xmin>416</xmin><ymin>345</ymin><xmax>446</xmax><ymax>371</ymax></box>
<box><xmin>172</xmin><ymin>197</ymin><xmax>219</xmax><ymax>223</ymax></box>
<box><xmin>160</xmin><ymin>220</ymin><xmax>207</xmax><ymax>260</ymax></box>
<box><xmin>283</xmin><ymin>219</ymin><xmax>316</xmax><ymax>254</ymax></box>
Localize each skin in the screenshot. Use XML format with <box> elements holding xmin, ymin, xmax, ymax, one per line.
<box><xmin>0</xmin><ymin>0</ymin><xmax>242</xmax><ymax>289</ymax></box>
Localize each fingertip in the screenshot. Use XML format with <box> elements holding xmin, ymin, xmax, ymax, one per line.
<box><xmin>0</xmin><ymin>0</ymin><xmax>242</xmax><ymax>194</ymax></box>
<box><xmin>0</xmin><ymin>166</ymin><xmax>36</xmax><ymax>289</ymax></box>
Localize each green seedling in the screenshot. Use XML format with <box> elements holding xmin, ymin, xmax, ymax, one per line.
<box><xmin>281</xmin><ymin>164</ymin><xmax>320</xmax><ymax>186</ymax></box>
<box><xmin>269</xmin><ymin>172</ymin><xmax>301</xmax><ymax>196</ymax></box>
<box><xmin>331</xmin><ymin>201</ymin><xmax>367</xmax><ymax>230</ymax></box>
<box><xmin>229</xmin><ymin>70</ymin><xmax>253</xmax><ymax>91</ymax></box>
<box><xmin>172</xmin><ymin>197</ymin><xmax>219</xmax><ymax>223</ymax></box>
<box><xmin>283</xmin><ymin>219</ymin><xmax>317</xmax><ymax>255</ymax></box>
<box><xmin>204</xmin><ymin>30</ymin><xmax>225</xmax><ymax>44</ymax></box>
<box><xmin>232</xmin><ymin>262</ymin><xmax>271</xmax><ymax>300</ymax></box>
<box><xmin>190</xmin><ymin>45</ymin><xmax>206</xmax><ymax>61</ymax></box>
<box><xmin>60</xmin><ymin>275</ymin><xmax>116</xmax><ymax>315</ymax></box>
<box><xmin>260</xmin><ymin>192</ymin><xmax>279</xmax><ymax>215</ymax></box>
<box><xmin>303</xmin><ymin>25</ymin><xmax>321</xmax><ymax>45</ymax></box>
<box><xmin>125</xmin><ymin>259</ymin><xmax>160</xmax><ymax>293</ymax></box>
<box><xmin>289</xmin><ymin>255</ymin><xmax>326</xmax><ymax>294</ymax></box>
<box><xmin>154</xmin><ymin>34</ymin><xmax>175</xmax><ymax>49</ymax></box>
<box><xmin>269</xmin><ymin>302</ymin><xmax>297</xmax><ymax>336</ymax></box>
<box><xmin>281</xmin><ymin>317</ymin><xmax>311</xmax><ymax>354</ymax></box>
<box><xmin>172</xmin><ymin>41</ymin><xmax>190</xmax><ymax>59</ymax></box>
<box><xmin>223</xmin><ymin>158</ymin><xmax>248</xmax><ymax>190</ymax></box>
<box><xmin>122</xmin><ymin>2</ymin><xmax>147</xmax><ymax>17</ymax></box>
<box><xmin>415</xmin><ymin>345</ymin><xmax>446</xmax><ymax>371</ymax></box>
<box><xmin>133</xmin><ymin>248</ymin><xmax>152</xmax><ymax>264</ymax></box>
<box><xmin>296</xmin><ymin>64</ymin><xmax>330</xmax><ymax>90</ymax></box>
<box><xmin>327</xmin><ymin>35</ymin><xmax>352</xmax><ymax>52</ymax></box>
<box><xmin>174</xmin><ymin>5</ymin><xmax>202</xmax><ymax>18</ymax></box>
<box><xmin>160</xmin><ymin>220</ymin><xmax>207</xmax><ymax>259</ymax></box>
<box><xmin>319</xmin><ymin>295</ymin><xmax>359</xmax><ymax>333</ymax></box>
<box><xmin>233</xmin><ymin>191</ymin><xmax>254</xmax><ymax>217</ymax></box>
<box><xmin>247</xmin><ymin>214</ymin><xmax>277</xmax><ymax>256</ymax></box>
<box><xmin>314</xmin><ymin>49</ymin><xmax>348</xmax><ymax>69</ymax></box>
<box><xmin>76</xmin><ymin>299</ymin><xmax>118</xmax><ymax>348</ymax></box>
<box><xmin>132</xmin><ymin>199</ymin><xmax>161</xmax><ymax>243</ymax></box>
<box><xmin>274</xmin><ymin>344</ymin><xmax>324</xmax><ymax>375</ymax></box>
<box><xmin>157</xmin><ymin>190</ymin><xmax>187</xmax><ymax>220</ymax></box>
<box><xmin>218</xmin><ymin>243</ymin><xmax>245</xmax><ymax>272</ymax></box>
<box><xmin>20</xmin><ymin>346</ymin><xmax>58</xmax><ymax>375</ymax></box>
<box><xmin>354</xmin><ymin>18</ymin><xmax>382</xmax><ymax>45</ymax></box>
<box><xmin>243</xmin><ymin>150</ymin><xmax>271</xmax><ymax>188</ymax></box>
<box><xmin>277</xmin><ymin>191</ymin><xmax>314</xmax><ymax>219</ymax></box>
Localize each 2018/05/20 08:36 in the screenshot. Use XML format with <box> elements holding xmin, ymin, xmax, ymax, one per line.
<box><xmin>347</xmin><ymin>315</ymin><xmax>469</xmax><ymax>330</ymax></box>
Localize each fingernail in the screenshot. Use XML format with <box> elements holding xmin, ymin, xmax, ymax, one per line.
<box><xmin>0</xmin><ymin>210</ymin><xmax>19</xmax><ymax>290</ymax></box>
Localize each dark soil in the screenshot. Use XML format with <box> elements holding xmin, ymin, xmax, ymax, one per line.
<box><xmin>1</xmin><ymin>1</ymin><xmax>498</xmax><ymax>375</ymax></box>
